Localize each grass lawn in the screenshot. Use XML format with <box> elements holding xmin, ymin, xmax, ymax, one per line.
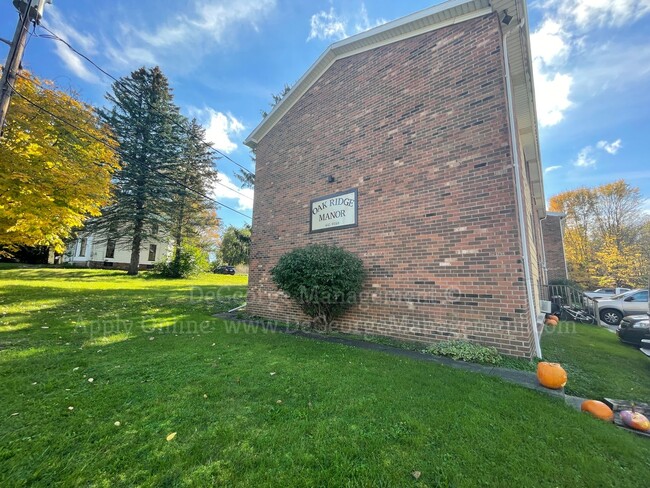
<box><xmin>541</xmin><ymin>323</ymin><xmax>650</xmax><ymax>403</ymax></box>
<box><xmin>1</xmin><ymin>266</ymin><xmax>649</xmax><ymax>487</ymax></box>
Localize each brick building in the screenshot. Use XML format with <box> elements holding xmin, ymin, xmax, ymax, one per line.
<box><xmin>244</xmin><ymin>0</ymin><xmax>548</xmax><ymax>358</ymax></box>
<box><xmin>541</xmin><ymin>212</ymin><xmax>568</xmax><ymax>282</ymax></box>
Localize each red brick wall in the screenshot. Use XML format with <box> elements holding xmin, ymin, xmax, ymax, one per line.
<box><xmin>247</xmin><ymin>13</ymin><xmax>536</xmax><ymax>358</ymax></box>
<box><xmin>542</xmin><ymin>215</ymin><xmax>568</xmax><ymax>282</ymax></box>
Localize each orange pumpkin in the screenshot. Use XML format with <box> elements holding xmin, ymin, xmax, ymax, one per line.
<box><xmin>545</xmin><ymin>318</ymin><xmax>558</xmax><ymax>327</ymax></box>
<box><xmin>536</xmin><ymin>362</ymin><xmax>567</xmax><ymax>389</ymax></box>
<box><xmin>620</xmin><ymin>410</ymin><xmax>650</xmax><ymax>432</ymax></box>
<box><xmin>581</xmin><ymin>400</ymin><xmax>614</xmax><ymax>422</ymax></box>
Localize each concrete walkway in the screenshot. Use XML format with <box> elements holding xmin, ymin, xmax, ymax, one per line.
<box><xmin>214</xmin><ymin>313</ymin><xmax>565</xmax><ymax>399</ymax></box>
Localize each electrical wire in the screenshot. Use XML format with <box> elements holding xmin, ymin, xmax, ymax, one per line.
<box><xmin>13</xmin><ymin>70</ymin><xmax>252</xmax><ymax>203</ymax></box>
<box><xmin>11</xmin><ymin>86</ymin><xmax>252</xmax><ymax>220</ymax></box>
<box><xmin>36</xmin><ymin>24</ymin><xmax>256</xmax><ymax>177</ymax></box>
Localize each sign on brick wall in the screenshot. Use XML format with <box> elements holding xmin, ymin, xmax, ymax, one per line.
<box><xmin>310</xmin><ymin>188</ymin><xmax>358</xmax><ymax>233</ymax></box>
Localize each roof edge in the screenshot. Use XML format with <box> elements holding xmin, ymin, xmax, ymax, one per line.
<box><xmin>244</xmin><ymin>0</ymin><xmax>491</xmax><ymax>148</ymax></box>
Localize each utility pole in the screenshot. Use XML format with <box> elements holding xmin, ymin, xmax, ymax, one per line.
<box><xmin>0</xmin><ymin>0</ymin><xmax>51</xmax><ymax>137</ymax></box>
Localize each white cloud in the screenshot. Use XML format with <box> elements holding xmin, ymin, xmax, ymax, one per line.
<box><xmin>42</xmin><ymin>7</ymin><xmax>100</xmax><ymax>83</ymax></box>
<box><xmin>530</xmin><ymin>1</ymin><xmax>650</xmax><ymax>128</ymax></box>
<box><xmin>105</xmin><ymin>0</ymin><xmax>276</xmax><ymax>72</ymax></box>
<box><xmin>573</xmin><ymin>146</ymin><xmax>596</xmax><ymax>167</ymax></box>
<box><xmin>193</xmin><ymin>108</ymin><xmax>245</xmax><ymax>154</ymax></box>
<box><xmin>308</xmin><ymin>7</ymin><xmax>347</xmax><ymax>41</ymax></box>
<box><xmin>307</xmin><ymin>3</ymin><xmax>385</xmax><ymax>41</ymax></box>
<box><xmin>556</xmin><ymin>0</ymin><xmax>650</xmax><ymax>29</ymax></box>
<box><xmin>532</xmin><ymin>65</ymin><xmax>573</xmax><ymax>127</ymax></box>
<box><xmin>139</xmin><ymin>0</ymin><xmax>275</xmax><ymax>47</ymax></box>
<box><xmin>211</xmin><ymin>173</ymin><xmax>254</xmax><ymax>211</ymax></box>
<box><xmin>530</xmin><ymin>19</ymin><xmax>570</xmax><ymax>66</ymax></box>
<box><xmin>545</xmin><ymin>165</ymin><xmax>562</xmax><ymax>173</ymax></box>
<box><xmin>530</xmin><ymin>19</ymin><xmax>574</xmax><ymax>127</ymax></box>
<box><xmin>354</xmin><ymin>3</ymin><xmax>387</xmax><ymax>34</ymax></box>
<box><xmin>596</xmin><ymin>138</ymin><xmax>622</xmax><ymax>154</ymax></box>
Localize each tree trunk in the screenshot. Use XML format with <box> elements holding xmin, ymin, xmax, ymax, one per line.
<box><xmin>128</xmin><ymin>230</ymin><xmax>142</xmax><ymax>275</ymax></box>
<box><xmin>172</xmin><ymin>206</ymin><xmax>184</xmax><ymax>275</ymax></box>
<box><xmin>128</xmin><ymin>207</ymin><xmax>145</xmax><ymax>276</ymax></box>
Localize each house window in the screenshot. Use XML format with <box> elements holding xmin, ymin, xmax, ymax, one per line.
<box><xmin>151</xmin><ymin>223</ymin><xmax>159</xmax><ymax>236</ymax></box>
<box><xmin>105</xmin><ymin>239</ymin><xmax>116</xmax><ymax>259</ymax></box>
<box><xmin>148</xmin><ymin>244</ymin><xmax>157</xmax><ymax>262</ymax></box>
<box><xmin>78</xmin><ymin>238</ymin><xmax>87</xmax><ymax>257</ymax></box>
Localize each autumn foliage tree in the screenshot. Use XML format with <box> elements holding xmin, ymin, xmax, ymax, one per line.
<box><xmin>549</xmin><ymin>180</ymin><xmax>649</xmax><ymax>289</ymax></box>
<box><xmin>0</xmin><ymin>71</ymin><xmax>118</xmax><ymax>256</ymax></box>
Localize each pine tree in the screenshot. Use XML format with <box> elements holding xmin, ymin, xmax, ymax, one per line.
<box><xmin>167</xmin><ymin>119</ymin><xmax>220</xmax><ymax>275</ymax></box>
<box><xmin>93</xmin><ymin>66</ymin><xmax>183</xmax><ymax>275</ymax></box>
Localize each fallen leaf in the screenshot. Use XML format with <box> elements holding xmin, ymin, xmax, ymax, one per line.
<box><xmin>166</xmin><ymin>432</ymin><xmax>177</xmax><ymax>441</ymax></box>
<box><xmin>88</xmin><ymin>378</ymin><xmax>94</xmax><ymax>383</ymax></box>
<box><xmin>203</xmin><ymin>394</ymin><xmax>208</xmax><ymax>399</ymax></box>
<box><xmin>68</xmin><ymin>406</ymin><xmax>74</xmax><ymax>411</ymax></box>
<box><xmin>114</xmin><ymin>421</ymin><xmax>121</xmax><ymax>427</ymax></box>
<box><xmin>270</xmin><ymin>372</ymin><xmax>276</xmax><ymax>376</ymax></box>
<box><xmin>412</xmin><ymin>471</ymin><xmax>421</xmax><ymax>480</ymax></box>
<box><xmin>149</xmin><ymin>337</ymin><xmax>155</xmax><ymax>341</ymax></box>
<box><xmin>276</xmin><ymin>400</ymin><xmax>283</xmax><ymax>405</ymax></box>
<box><xmin>73</xmin><ymin>367</ymin><xmax>80</xmax><ymax>371</ymax></box>
<box><xmin>11</xmin><ymin>412</ymin><xmax>19</xmax><ymax>416</ymax></box>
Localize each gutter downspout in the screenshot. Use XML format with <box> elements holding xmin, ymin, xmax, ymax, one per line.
<box><xmin>539</xmin><ymin>214</ymin><xmax>549</xmax><ymax>286</ymax></box>
<box><xmin>502</xmin><ymin>20</ymin><xmax>543</xmax><ymax>358</ymax></box>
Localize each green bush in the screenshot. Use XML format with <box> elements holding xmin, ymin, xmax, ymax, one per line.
<box><xmin>426</xmin><ymin>340</ymin><xmax>503</xmax><ymax>365</ymax></box>
<box><xmin>153</xmin><ymin>245</ymin><xmax>209</xmax><ymax>278</ymax></box>
<box><xmin>271</xmin><ymin>244</ymin><xmax>365</xmax><ymax>331</ymax></box>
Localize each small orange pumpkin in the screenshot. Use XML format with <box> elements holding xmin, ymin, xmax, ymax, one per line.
<box><xmin>581</xmin><ymin>400</ymin><xmax>614</xmax><ymax>422</ymax></box>
<box><xmin>536</xmin><ymin>362</ymin><xmax>567</xmax><ymax>389</ymax></box>
<box><xmin>545</xmin><ymin>318</ymin><xmax>558</xmax><ymax>327</ymax></box>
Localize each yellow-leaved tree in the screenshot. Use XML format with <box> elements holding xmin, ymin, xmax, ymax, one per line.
<box><xmin>0</xmin><ymin>71</ymin><xmax>119</xmax><ymax>255</ymax></box>
<box><xmin>549</xmin><ymin>181</ymin><xmax>649</xmax><ymax>289</ymax></box>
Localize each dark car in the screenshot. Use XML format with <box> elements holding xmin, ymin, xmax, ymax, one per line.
<box><xmin>616</xmin><ymin>314</ymin><xmax>650</xmax><ymax>347</ymax></box>
<box><xmin>214</xmin><ymin>265</ymin><xmax>235</xmax><ymax>275</ymax></box>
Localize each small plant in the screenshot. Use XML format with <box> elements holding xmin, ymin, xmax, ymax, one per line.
<box><xmin>426</xmin><ymin>340</ymin><xmax>503</xmax><ymax>365</ymax></box>
<box><xmin>153</xmin><ymin>245</ymin><xmax>209</xmax><ymax>278</ymax></box>
<box><xmin>271</xmin><ymin>244</ymin><xmax>365</xmax><ymax>332</ymax></box>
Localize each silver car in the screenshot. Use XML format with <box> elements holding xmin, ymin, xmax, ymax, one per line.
<box><xmin>595</xmin><ymin>289</ymin><xmax>649</xmax><ymax>326</ymax></box>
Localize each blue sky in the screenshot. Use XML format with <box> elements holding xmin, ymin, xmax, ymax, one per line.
<box><xmin>1</xmin><ymin>0</ymin><xmax>649</xmax><ymax>228</ymax></box>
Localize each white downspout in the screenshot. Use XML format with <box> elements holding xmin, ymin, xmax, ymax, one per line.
<box><xmin>502</xmin><ymin>20</ymin><xmax>542</xmax><ymax>358</ymax></box>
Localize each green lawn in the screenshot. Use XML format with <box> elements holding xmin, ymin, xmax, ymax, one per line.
<box><xmin>1</xmin><ymin>266</ymin><xmax>649</xmax><ymax>487</ymax></box>
<box><xmin>541</xmin><ymin>322</ymin><xmax>650</xmax><ymax>403</ymax></box>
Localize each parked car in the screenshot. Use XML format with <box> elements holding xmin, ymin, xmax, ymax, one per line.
<box><xmin>582</xmin><ymin>287</ymin><xmax>630</xmax><ymax>307</ymax></box>
<box><xmin>616</xmin><ymin>314</ymin><xmax>650</xmax><ymax>347</ymax></box>
<box><xmin>594</xmin><ymin>289</ymin><xmax>649</xmax><ymax>326</ymax></box>
<box><xmin>214</xmin><ymin>265</ymin><xmax>236</xmax><ymax>275</ymax></box>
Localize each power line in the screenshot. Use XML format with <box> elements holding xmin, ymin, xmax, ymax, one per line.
<box><xmin>11</xmin><ymin>86</ymin><xmax>252</xmax><ymax>220</ymax></box>
<box><xmin>13</xmin><ymin>70</ymin><xmax>251</xmax><ymax>202</ymax></box>
<box><xmin>35</xmin><ymin>24</ymin><xmax>256</xmax><ymax>177</ymax></box>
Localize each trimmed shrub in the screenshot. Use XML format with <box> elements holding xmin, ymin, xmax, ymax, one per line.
<box><xmin>154</xmin><ymin>245</ymin><xmax>209</xmax><ymax>278</ymax></box>
<box><xmin>426</xmin><ymin>340</ymin><xmax>503</xmax><ymax>365</ymax></box>
<box><xmin>271</xmin><ymin>244</ymin><xmax>365</xmax><ymax>331</ymax></box>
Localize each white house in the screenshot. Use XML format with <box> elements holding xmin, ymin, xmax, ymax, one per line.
<box><xmin>63</xmin><ymin>232</ymin><xmax>172</xmax><ymax>270</ymax></box>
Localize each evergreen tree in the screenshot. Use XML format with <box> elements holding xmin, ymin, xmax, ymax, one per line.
<box><xmin>168</xmin><ymin>119</ymin><xmax>220</xmax><ymax>275</ymax></box>
<box><xmin>92</xmin><ymin>66</ymin><xmax>183</xmax><ymax>275</ymax></box>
